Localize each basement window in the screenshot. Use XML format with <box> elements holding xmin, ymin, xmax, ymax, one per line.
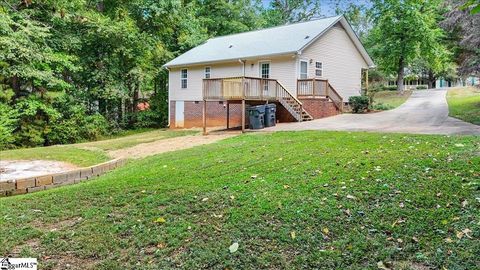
<box><xmin>315</xmin><ymin>62</ymin><xmax>323</xmax><ymax>77</ymax></box>
<box><xmin>181</xmin><ymin>69</ymin><xmax>188</xmax><ymax>89</ymax></box>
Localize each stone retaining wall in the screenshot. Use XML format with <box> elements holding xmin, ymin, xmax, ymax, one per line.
<box><xmin>0</xmin><ymin>158</ymin><xmax>126</xmax><ymax>197</ymax></box>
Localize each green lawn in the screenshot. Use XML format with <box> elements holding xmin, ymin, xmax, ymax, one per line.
<box><xmin>0</xmin><ymin>129</ymin><xmax>198</xmax><ymax>166</ymax></box>
<box><xmin>1</xmin><ymin>131</ymin><xmax>478</xmax><ymax>269</ymax></box>
<box><xmin>373</xmin><ymin>90</ymin><xmax>412</xmax><ymax>110</ymax></box>
<box><xmin>447</xmin><ymin>87</ymin><xmax>480</xmax><ymax>125</ymax></box>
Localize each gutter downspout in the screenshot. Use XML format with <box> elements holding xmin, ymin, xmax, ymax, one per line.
<box><xmin>165</xmin><ymin>66</ymin><xmax>171</xmax><ymax>128</ymax></box>
<box><xmin>238</xmin><ymin>59</ymin><xmax>246</xmax><ymax>76</ymax></box>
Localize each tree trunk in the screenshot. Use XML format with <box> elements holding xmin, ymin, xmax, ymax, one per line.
<box><xmin>11</xmin><ymin>75</ymin><xmax>21</xmax><ymax>97</ymax></box>
<box><xmin>427</xmin><ymin>70</ymin><xmax>436</xmax><ymax>89</ymax></box>
<box><xmin>132</xmin><ymin>83</ymin><xmax>139</xmax><ymax>112</ymax></box>
<box><xmin>396</xmin><ymin>56</ymin><xmax>405</xmax><ymax>92</ymax></box>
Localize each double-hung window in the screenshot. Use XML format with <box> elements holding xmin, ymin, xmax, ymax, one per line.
<box><xmin>315</xmin><ymin>62</ymin><xmax>323</xmax><ymax>77</ymax></box>
<box><xmin>181</xmin><ymin>69</ymin><xmax>188</xmax><ymax>89</ymax></box>
<box><xmin>205</xmin><ymin>67</ymin><xmax>211</xmax><ymax>79</ymax></box>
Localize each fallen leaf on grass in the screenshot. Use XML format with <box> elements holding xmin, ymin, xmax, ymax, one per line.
<box><xmin>229</xmin><ymin>242</ymin><xmax>239</xmax><ymax>253</ymax></box>
<box><xmin>391</xmin><ymin>218</ymin><xmax>406</xmax><ymax>227</ymax></box>
<box><xmin>322</xmin><ymin>227</ymin><xmax>329</xmax><ymax>234</ymax></box>
<box><xmin>154</xmin><ymin>217</ymin><xmax>166</xmax><ymax>224</ymax></box>
<box><xmin>377</xmin><ymin>261</ymin><xmax>391</xmax><ymax>270</ymax></box>
<box><xmin>462</xmin><ymin>228</ymin><xmax>473</xmax><ymax>239</ymax></box>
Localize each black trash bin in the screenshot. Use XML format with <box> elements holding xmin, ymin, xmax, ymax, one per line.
<box><xmin>264</xmin><ymin>103</ymin><xmax>276</xmax><ymax>127</ymax></box>
<box><xmin>246</xmin><ymin>105</ymin><xmax>265</xmax><ymax>129</ymax></box>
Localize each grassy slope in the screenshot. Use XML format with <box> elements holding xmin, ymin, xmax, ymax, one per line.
<box><xmin>373</xmin><ymin>90</ymin><xmax>412</xmax><ymax>110</ymax></box>
<box><xmin>0</xmin><ymin>131</ymin><xmax>478</xmax><ymax>269</ymax></box>
<box><xmin>0</xmin><ymin>129</ymin><xmax>197</xmax><ymax>166</ymax></box>
<box><xmin>447</xmin><ymin>87</ymin><xmax>480</xmax><ymax>125</ymax></box>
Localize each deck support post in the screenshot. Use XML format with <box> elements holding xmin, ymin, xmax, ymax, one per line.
<box><xmin>241</xmin><ymin>99</ymin><xmax>245</xmax><ymax>133</ymax></box>
<box><xmin>203</xmin><ymin>100</ymin><xmax>207</xmax><ymax>135</ymax></box>
<box><xmin>365</xmin><ymin>69</ymin><xmax>369</xmax><ymax>95</ymax></box>
<box><xmin>226</xmin><ymin>102</ymin><xmax>230</xmax><ymax>129</ymax></box>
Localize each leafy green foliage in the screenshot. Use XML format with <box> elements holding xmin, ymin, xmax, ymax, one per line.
<box><xmin>0</xmin><ymin>102</ymin><xmax>16</xmax><ymax>149</ymax></box>
<box><xmin>12</xmin><ymin>97</ymin><xmax>61</xmax><ymax>147</ymax></box>
<box><xmin>366</xmin><ymin>0</ymin><xmax>450</xmax><ymax>90</ymax></box>
<box><xmin>349</xmin><ymin>96</ymin><xmax>370</xmax><ymax>113</ymax></box>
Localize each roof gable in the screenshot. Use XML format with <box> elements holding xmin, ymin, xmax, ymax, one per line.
<box><xmin>164</xmin><ymin>15</ymin><xmax>374</xmax><ymax>68</ymax></box>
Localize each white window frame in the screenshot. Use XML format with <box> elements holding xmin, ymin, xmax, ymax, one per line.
<box><xmin>315</xmin><ymin>61</ymin><xmax>323</xmax><ymax>77</ymax></box>
<box><xmin>204</xmin><ymin>66</ymin><xmax>211</xmax><ymax>79</ymax></box>
<box><xmin>258</xmin><ymin>61</ymin><xmax>271</xmax><ymax>92</ymax></box>
<box><xmin>259</xmin><ymin>61</ymin><xmax>271</xmax><ymax>79</ymax></box>
<box><xmin>181</xmin><ymin>68</ymin><xmax>188</xmax><ymax>89</ymax></box>
<box><xmin>299</xmin><ymin>60</ymin><xmax>308</xmax><ymax>79</ymax></box>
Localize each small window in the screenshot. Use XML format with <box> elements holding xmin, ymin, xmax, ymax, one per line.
<box><xmin>181</xmin><ymin>69</ymin><xmax>188</xmax><ymax>89</ymax></box>
<box><xmin>205</xmin><ymin>67</ymin><xmax>211</xmax><ymax>79</ymax></box>
<box><xmin>315</xmin><ymin>62</ymin><xmax>323</xmax><ymax>77</ymax></box>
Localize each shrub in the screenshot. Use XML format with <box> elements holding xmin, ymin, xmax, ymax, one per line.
<box><xmin>13</xmin><ymin>97</ymin><xmax>61</xmax><ymax>147</ymax></box>
<box><xmin>383</xmin><ymin>85</ymin><xmax>398</xmax><ymax>91</ymax></box>
<box><xmin>372</xmin><ymin>103</ymin><xmax>394</xmax><ymax>111</ymax></box>
<box><xmin>0</xmin><ymin>102</ymin><xmax>17</xmax><ymax>150</ymax></box>
<box><xmin>349</xmin><ymin>96</ymin><xmax>370</xmax><ymax>113</ymax></box>
<box><xmin>416</xmin><ymin>85</ymin><xmax>428</xmax><ymax>90</ymax></box>
<box><xmin>47</xmin><ymin>97</ymin><xmax>110</xmax><ymax>145</ymax></box>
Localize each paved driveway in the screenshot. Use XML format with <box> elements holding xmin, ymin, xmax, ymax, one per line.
<box><xmin>265</xmin><ymin>89</ymin><xmax>480</xmax><ymax>135</ymax></box>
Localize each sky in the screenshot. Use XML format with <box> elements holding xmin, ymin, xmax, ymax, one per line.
<box><xmin>261</xmin><ymin>0</ymin><xmax>372</xmax><ymax>17</ymax></box>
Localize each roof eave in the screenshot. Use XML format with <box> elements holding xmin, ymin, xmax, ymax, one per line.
<box><xmin>163</xmin><ymin>51</ymin><xmax>298</xmax><ymax>68</ymax></box>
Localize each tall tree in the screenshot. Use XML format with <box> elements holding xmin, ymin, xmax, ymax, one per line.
<box><xmin>367</xmin><ymin>0</ymin><xmax>447</xmax><ymax>91</ymax></box>
<box><xmin>263</xmin><ymin>0</ymin><xmax>322</xmax><ymax>25</ymax></box>
<box><xmin>441</xmin><ymin>0</ymin><xmax>480</xmax><ymax>76</ymax></box>
<box><xmin>334</xmin><ymin>1</ymin><xmax>373</xmax><ymax>41</ymax></box>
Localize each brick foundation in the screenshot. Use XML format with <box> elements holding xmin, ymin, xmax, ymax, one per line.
<box><xmin>170</xmin><ymin>101</ymin><xmax>244</xmax><ymax>128</ymax></box>
<box><xmin>300</xmin><ymin>98</ymin><xmax>340</xmax><ymax>119</ymax></box>
<box><xmin>170</xmin><ymin>98</ymin><xmax>340</xmax><ymax>128</ymax></box>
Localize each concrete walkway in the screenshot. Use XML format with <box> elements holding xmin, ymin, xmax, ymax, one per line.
<box><xmin>265</xmin><ymin>89</ymin><xmax>480</xmax><ymax>135</ymax></box>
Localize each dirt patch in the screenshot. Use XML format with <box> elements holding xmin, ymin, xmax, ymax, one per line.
<box><xmin>30</xmin><ymin>216</ymin><xmax>83</xmax><ymax>233</ymax></box>
<box><xmin>46</xmin><ymin>253</ymin><xmax>97</xmax><ymax>270</ymax></box>
<box><xmin>10</xmin><ymin>238</ymin><xmax>41</xmax><ymax>256</ymax></box>
<box><xmin>108</xmin><ymin>133</ymin><xmax>238</xmax><ymax>159</ymax></box>
<box><xmin>0</xmin><ymin>160</ymin><xmax>78</xmax><ymax>182</ymax></box>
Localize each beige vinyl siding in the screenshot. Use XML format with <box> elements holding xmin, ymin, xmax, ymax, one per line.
<box><xmin>243</xmin><ymin>55</ymin><xmax>297</xmax><ymax>94</ymax></box>
<box><xmin>300</xmin><ymin>23</ymin><xmax>369</xmax><ymax>100</ymax></box>
<box><xmin>169</xmin><ymin>55</ymin><xmax>298</xmax><ymax>101</ymax></box>
<box><xmin>169</xmin><ymin>62</ymin><xmax>242</xmax><ymax>101</ymax></box>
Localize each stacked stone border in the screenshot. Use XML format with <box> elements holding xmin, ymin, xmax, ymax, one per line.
<box><xmin>0</xmin><ymin>158</ymin><xmax>126</xmax><ymax>197</ymax></box>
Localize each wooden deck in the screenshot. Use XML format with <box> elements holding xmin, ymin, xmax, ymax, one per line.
<box><xmin>202</xmin><ymin>76</ymin><xmax>343</xmax><ymax>134</ymax></box>
<box><xmin>297</xmin><ymin>78</ymin><xmax>344</xmax><ymax>110</ymax></box>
